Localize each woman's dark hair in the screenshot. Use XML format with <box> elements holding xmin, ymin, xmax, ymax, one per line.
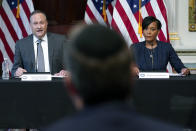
<box><xmin>142</xmin><ymin>16</ymin><xmax>162</xmax><ymax>30</ymax></box>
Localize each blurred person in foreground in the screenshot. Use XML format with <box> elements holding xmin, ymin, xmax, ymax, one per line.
<box><xmin>11</xmin><ymin>10</ymin><xmax>69</xmax><ymax>77</ymax></box>
<box><xmin>43</xmin><ymin>24</ymin><xmax>182</xmax><ymax>131</ymax></box>
<box><xmin>131</xmin><ymin>16</ymin><xmax>189</xmax><ymax>75</ymax></box>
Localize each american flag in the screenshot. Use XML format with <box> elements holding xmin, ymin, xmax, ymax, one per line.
<box><xmin>111</xmin><ymin>0</ymin><xmax>169</xmax><ymax>46</ymax></box>
<box><xmin>84</xmin><ymin>0</ymin><xmax>172</xmax><ymax>72</ymax></box>
<box><xmin>0</xmin><ymin>0</ymin><xmax>34</xmax><ymax>71</ymax></box>
<box><xmin>84</xmin><ymin>0</ymin><xmax>116</xmax><ymax>26</ymax></box>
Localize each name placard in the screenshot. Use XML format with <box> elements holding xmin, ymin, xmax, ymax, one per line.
<box><xmin>21</xmin><ymin>73</ymin><xmax>52</xmax><ymax>81</ymax></box>
<box><xmin>139</xmin><ymin>72</ymin><xmax>169</xmax><ymax>79</ymax></box>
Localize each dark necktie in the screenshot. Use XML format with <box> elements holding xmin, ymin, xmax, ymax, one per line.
<box><xmin>37</xmin><ymin>39</ymin><xmax>45</xmax><ymax>72</ymax></box>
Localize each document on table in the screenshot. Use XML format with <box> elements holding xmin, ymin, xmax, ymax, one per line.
<box><xmin>169</xmin><ymin>73</ymin><xmax>185</xmax><ymax>77</ymax></box>
<box><xmin>51</xmin><ymin>75</ymin><xmax>64</xmax><ymax>78</ymax></box>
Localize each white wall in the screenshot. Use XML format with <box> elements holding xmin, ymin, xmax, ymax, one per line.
<box><xmin>167</xmin><ymin>0</ymin><xmax>196</xmax><ymax>50</ymax></box>
<box><xmin>165</xmin><ymin>0</ymin><xmax>196</xmax><ymax>66</ymax></box>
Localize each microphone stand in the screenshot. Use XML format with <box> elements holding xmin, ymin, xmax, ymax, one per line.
<box><xmin>150</xmin><ymin>42</ymin><xmax>154</xmax><ymax>71</ymax></box>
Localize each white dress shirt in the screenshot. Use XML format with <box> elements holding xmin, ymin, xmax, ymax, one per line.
<box><xmin>33</xmin><ymin>34</ymin><xmax>50</xmax><ymax>72</ymax></box>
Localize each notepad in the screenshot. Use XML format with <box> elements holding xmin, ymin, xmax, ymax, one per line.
<box><xmin>139</xmin><ymin>72</ymin><xmax>169</xmax><ymax>79</ymax></box>
<box><xmin>21</xmin><ymin>73</ymin><xmax>52</xmax><ymax>81</ymax></box>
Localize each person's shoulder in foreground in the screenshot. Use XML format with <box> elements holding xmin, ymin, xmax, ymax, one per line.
<box><xmin>42</xmin><ymin>102</ymin><xmax>182</xmax><ymax>131</ymax></box>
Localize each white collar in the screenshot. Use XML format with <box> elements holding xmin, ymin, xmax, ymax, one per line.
<box><xmin>33</xmin><ymin>34</ymin><xmax>47</xmax><ymax>44</ymax></box>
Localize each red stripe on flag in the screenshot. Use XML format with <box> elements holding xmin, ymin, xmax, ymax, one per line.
<box><xmin>158</xmin><ymin>30</ymin><xmax>167</xmax><ymax>42</ymax></box>
<box><xmin>115</xmin><ymin>1</ymin><xmax>139</xmax><ymax>43</ymax></box>
<box><xmin>85</xmin><ymin>5</ymin><xmax>98</xmax><ymax>23</ymax></box>
<box><xmin>21</xmin><ymin>1</ymin><xmax>31</xmax><ymax>22</ymax></box>
<box><xmin>108</xmin><ymin>4</ymin><xmax>113</xmax><ymax>15</ymax></box>
<box><xmin>12</xmin><ymin>8</ymin><xmax>28</xmax><ymax>38</ymax></box>
<box><xmin>157</xmin><ymin>0</ymin><xmax>170</xmax><ymax>42</ymax></box>
<box><xmin>0</xmin><ymin>29</ymin><xmax>14</xmax><ymax>62</ymax></box>
<box><xmin>0</xmin><ymin>51</ymin><xmax>4</xmax><ymax>64</ymax></box>
<box><xmin>0</xmin><ymin>8</ymin><xmax>19</xmax><ymax>42</ymax></box>
<box><xmin>111</xmin><ymin>18</ymin><xmax>120</xmax><ymax>33</ymax></box>
<box><xmin>145</xmin><ymin>2</ymin><xmax>156</xmax><ymax>17</ymax></box>
<box><xmin>0</xmin><ymin>0</ymin><xmax>34</xmax><ymax>69</ymax></box>
<box><xmin>133</xmin><ymin>11</ymin><xmax>139</xmax><ymax>23</ymax></box>
<box><xmin>145</xmin><ymin>2</ymin><xmax>167</xmax><ymax>42</ymax></box>
<box><xmin>85</xmin><ymin>0</ymin><xmax>115</xmax><ymax>25</ymax></box>
<box><xmin>157</xmin><ymin>0</ymin><xmax>168</xmax><ymax>25</ymax></box>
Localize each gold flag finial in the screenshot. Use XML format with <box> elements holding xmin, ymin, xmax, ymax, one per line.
<box><xmin>102</xmin><ymin>0</ymin><xmax>107</xmax><ymax>22</ymax></box>
<box><xmin>138</xmin><ymin>0</ymin><xmax>142</xmax><ymax>38</ymax></box>
<box><xmin>16</xmin><ymin>0</ymin><xmax>20</xmax><ymax>18</ymax></box>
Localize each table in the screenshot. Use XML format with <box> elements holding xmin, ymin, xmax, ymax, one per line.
<box><xmin>0</xmin><ymin>75</ymin><xmax>196</xmax><ymax>129</ymax></box>
<box><xmin>0</xmin><ymin>78</ymin><xmax>75</xmax><ymax>128</ymax></box>
<box><xmin>133</xmin><ymin>75</ymin><xmax>196</xmax><ymax>129</ymax></box>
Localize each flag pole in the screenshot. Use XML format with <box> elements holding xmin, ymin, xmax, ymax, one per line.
<box><xmin>16</xmin><ymin>0</ymin><xmax>20</xmax><ymax>18</ymax></box>
<box><xmin>138</xmin><ymin>0</ymin><xmax>142</xmax><ymax>38</ymax></box>
<box><xmin>103</xmin><ymin>0</ymin><xmax>107</xmax><ymax>22</ymax></box>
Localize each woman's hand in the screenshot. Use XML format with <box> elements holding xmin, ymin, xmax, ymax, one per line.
<box><xmin>181</xmin><ymin>68</ymin><xmax>190</xmax><ymax>75</ymax></box>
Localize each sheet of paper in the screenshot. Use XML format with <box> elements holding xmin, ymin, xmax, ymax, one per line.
<box><xmin>51</xmin><ymin>75</ymin><xmax>64</xmax><ymax>78</ymax></box>
<box><xmin>21</xmin><ymin>74</ymin><xmax>52</xmax><ymax>81</ymax></box>
<box><xmin>169</xmin><ymin>73</ymin><xmax>185</xmax><ymax>77</ymax></box>
<box><xmin>139</xmin><ymin>72</ymin><xmax>169</xmax><ymax>79</ymax></box>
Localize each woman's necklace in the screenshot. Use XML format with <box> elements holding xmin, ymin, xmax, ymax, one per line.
<box><xmin>147</xmin><ymin>44</ymin><xmax>154</xmax><ymax>69</ymax></box>
<box><xmin>149</xmin><ymin>49</ymin><xmax>153</xmax><ymax>58</ymax></box>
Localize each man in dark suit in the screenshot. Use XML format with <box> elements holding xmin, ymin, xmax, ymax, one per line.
<box><xmin>43</xmin><ymin>24</ymin><xmax>182</xmax><ymax>131</ymax></box>
<box><xmin>11</xmin><ymin>10</ymin><xmax>68</xmax><ymax>77</ymax></box>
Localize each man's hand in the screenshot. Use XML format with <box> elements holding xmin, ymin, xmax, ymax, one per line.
<box><xmin>15</xmin><ymin>67</ymin><xmax>27</xmax><ymax>77</ymax></box>
<box><xmin>54</xmin><ymin>70</ymin><xmax>70</xmax><ymax>77</ymax></box>
<box><xmin>133</xmin><ymin>66</ymin><xmax>140</xmax><ymax>76</ymax></box>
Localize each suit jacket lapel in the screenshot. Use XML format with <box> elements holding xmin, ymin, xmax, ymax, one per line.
<box><xmin>47</xmin><ymin>33</ymin><xmax>54</xmax><ymax>72</ymax></box>
<box><xmin>29</xmin><ymin>35</ymin><xmax>36</xmax><ymax>71</ymax></box>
